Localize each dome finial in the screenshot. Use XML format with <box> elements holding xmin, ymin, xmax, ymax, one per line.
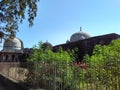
<box><xmin>10</xmin><ymin>31</ymin><xmax>15</xmax><ymax>39</ymax></box>
<box><xmin>80</xmin><ymin>27</ymin><xmax>82</xmax><ymax>31</ymax></box>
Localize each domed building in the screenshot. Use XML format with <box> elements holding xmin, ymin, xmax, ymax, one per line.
<box><xmin>69</xmin><ymin>27</ymin><xmax>91</xmax><ymax>42</ymax></box>
<box><xmin>3</xmin><ymin>34</ymin><xmax>24</xmax><ymax>53</ymax></box>
<box><xmin>0</xmin><ymin>32</ymin><xmax>24</xmax><ymax>62</ymax></box>
<box><xmin>53</xmin><ymin>28</ymin><xmax>120</xmax><ymax>61</ymax></box>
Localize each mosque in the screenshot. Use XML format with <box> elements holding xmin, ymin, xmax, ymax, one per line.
<box><xmin>0</xmin><ymin>27</ymin><xmax>120</xmax><ymax>62</ymax></box>
<box><xmin>52</xmin><ymin>27</ymin><xmax>120</xmax><ymax>61</ymax></box>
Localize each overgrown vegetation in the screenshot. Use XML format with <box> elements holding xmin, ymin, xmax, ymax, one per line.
<box><xmin>26</xmin><ymin>42</ymin><xmax>75</xmax><ymax>89</ymax></box>
<box><xmin>84</xmin><ymin>38</ymin><xmax>120</xmax><ymax>90</ymax></box>
<box><xmin>25</xmin><ymin>39</ymin><xmax>120</xmax><ymax>90</ymax></box>
<box><xmin>28</xmin><ymin>42</ymin><xmax>74</xmax><ymax>62</ymax></box>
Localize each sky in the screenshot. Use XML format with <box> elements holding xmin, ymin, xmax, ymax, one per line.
<box><xmin>1</xmin><ymin>0</ymin><xmax>120</xmax><ymax>49</ymax></box>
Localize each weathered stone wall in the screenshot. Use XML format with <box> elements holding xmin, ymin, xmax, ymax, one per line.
<box><xmin>0</xmin><ymin>62</ymin><xmax>28</xmax><ymax>81</ymax></box>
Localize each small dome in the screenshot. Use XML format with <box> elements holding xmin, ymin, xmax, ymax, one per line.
<box><xmin>43</xmin><ymin>41</ymin><xmax>52</xmax><ymax>49</ymax></box>
<box><xmin>70</xmin><ymin>28</ymin><xmax>91</xmax><ymax>42</ymax></box>
<box><xmin>2</xmin><ymin>36</ymin><xmax>24</xmax><ymax>53</ymax></box>
<box><xmin>23</xmin><ymin>48</ymin><xmax>33</xmax><ymax>54</ymax></box>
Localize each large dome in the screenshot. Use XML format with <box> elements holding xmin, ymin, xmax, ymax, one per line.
<box><xmin>2</xmin><ymin>35</ymin><xmax>24</xmax><ymax>53</ymax></box>
<box><xmin>70</xmin><ymin>28</ymin><xmax>91</xmax><ymax>42</ymax></box>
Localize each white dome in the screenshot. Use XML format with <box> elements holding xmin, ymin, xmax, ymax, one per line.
<box><xmin>70</xmin><ymin>29</ymin><xmax>91</xmax><ymax>42</ymax></box>
<box><xmin>2</xmin><ymin>37</ymin><xmax>24</xmax><ymax>53</ymax></box>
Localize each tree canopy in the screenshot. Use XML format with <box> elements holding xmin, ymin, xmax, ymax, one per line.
<box><xmin>0</xmin><ymin>0</ymin><xmax>39</xmax><ymax>38</ymax></box>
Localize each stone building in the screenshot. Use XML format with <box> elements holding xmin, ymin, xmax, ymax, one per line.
<box><xmin>53</xmin><ymin>28</ymin><xmax>120</xmax><ymax>61</ymax></box>
<box><xmin>0</xmin><ymin>32</ymin><xmax>51</xmax><ymax>62</ymax></box>
<box><xmin>0</xmin><ymin>32</ymin><xmax>32</xmax><ymax>62</ymax></box>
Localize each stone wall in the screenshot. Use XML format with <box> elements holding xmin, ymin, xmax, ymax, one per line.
<box><xmin>0</xmin><ymin>62</ymin><xmax>28</xmax><ymax>82</ymax></box>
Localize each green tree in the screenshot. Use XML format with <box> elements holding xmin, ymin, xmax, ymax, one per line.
<box><xmin>0</xmin><ymin>0</ymin><xmax>39</xmax><ymax>37</ymax></box>
<box><xmin>84</xmin><ymin>38</ymin><xmax>120</xmax><ymax>89</ymax></box>
<box><xmin>26</xmin><ymin>42</ymin><xmax>74</xmax><ymax>89</ymax></box>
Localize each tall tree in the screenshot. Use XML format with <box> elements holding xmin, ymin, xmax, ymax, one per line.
<box><xmin>0</xmin><ymin>0</ymin><xmax>39</xmax><ymax>38</ymax></box>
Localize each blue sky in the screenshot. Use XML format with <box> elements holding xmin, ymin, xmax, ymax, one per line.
<box><xmin>1</xmin><ymin>0</ymin><xmax>120</xmax><ymax>49</ymax></box>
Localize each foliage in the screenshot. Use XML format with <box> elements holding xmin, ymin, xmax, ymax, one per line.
<box><xmin>28</xmin><ymin>42</ymin><xmax>73</xmax><ymax>62</ymax></box>
<box><xmin>0</xmin><ymin>0</ymin><xmax>39</xmax><ymax>36</ymax></box>
<box><xmin>84</xmin><ymin>38</ymin><xmax>120</xmax><ymax>89</ymax></box>
<box><xmin>26</xmin><ymin>42</ymin><xmax>74</xmax><ymax>89</ymax></box>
